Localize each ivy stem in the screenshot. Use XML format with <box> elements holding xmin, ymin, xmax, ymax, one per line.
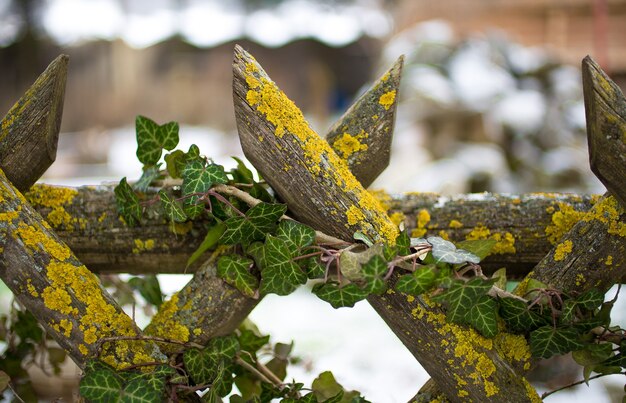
<box><xmin>212</xmin><ymin>184</ymin><xmax>346</xmax><ymax>245</ymax></box>
<box><xmin>207</xmin><ymin>189</ymin><xmax>245</xmax><ymax>217</ymax></box>
<box><xmin>541</xmin><ymin>371</ymin><xmax>626</xmax><ymax>399</ymax></box>
<box><xmin>387</xmin><ymin>246</ymin><xmax>432</xmax><ymax>268</ymax></box>
<box><xmin>235</xmin><ymin>356</ymin><xmax>280</xmax><ymax>387</ymax></box>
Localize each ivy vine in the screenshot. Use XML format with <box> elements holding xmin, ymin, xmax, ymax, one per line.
<box><xmin>69</xmin><ymin>115</ymin><xmax>624</xmax><ymax>401</ymax></box>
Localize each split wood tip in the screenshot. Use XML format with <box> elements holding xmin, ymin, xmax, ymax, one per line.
<box><xmin>581</xmin><ymin>56</ymin><xmax>626</xmax><ymax>209</ymax></box>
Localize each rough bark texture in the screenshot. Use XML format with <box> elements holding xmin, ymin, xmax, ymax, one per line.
<box><xmin>0</xmin><ymin>170</ymin><xmax>164</xmax><ymax>369</ymax></box>
<box><xmin>583</xmin><ymin>56</ymin><xmax>626</xmax><ymax>208</ymax></box>
<box><xmin>325</xmin><ymin>56</ymin><xmax>403</xmax><ymax>188</ymax></box>
<box><xmin>233</xmin><ymin>45</ymin><xmax>398</xmax><ymax>243</ymax></box>
<box><xmin>0</xmin><ymin>55</ymin><xmax>67</xmax><ymax>192</ymax></box>
<box><xmin>25</xmin><ymin>184</ymin><xmax>597</xmax><ymax>277</ymax></box>
<box><xmin>230</xmin><ymin>46</ymin><xmax>540</xmax><ymax>402</ymax></box>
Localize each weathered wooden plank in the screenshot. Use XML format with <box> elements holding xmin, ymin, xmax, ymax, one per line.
<box><xmin>325</xmin><ymin>56</ymin><xmax>403</xmax><ymax>188</ymax></box>
<box><xmin>0</xmin><ymin>169</ymin><xmax>164</xmax><ymax>368</ymax></box>
<box><xmin>0</xmin><ymin>55</ymin><xmax>68</xmax><ymax>192</ymax></box>
<box><xmin>25</xmin><ymin>184</ymin><xmax>597</xmax><ymax>277</ymax></box>
<box><xmin>233</xmin><ymin>45</ymin><xmax>398</xmax><ymax>242</ymax></box>
<box><xmin>583</xmin><ymin>56</ymin><xmax>626</xmax><ymax>208</ymax></box>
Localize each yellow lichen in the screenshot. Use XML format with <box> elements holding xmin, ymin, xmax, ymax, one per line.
<box><xmin>523</xmin><ymin>378</ymin><xmax>542</xmax><ymax>403</ymax></box>
<box><xmin>132</xmin><ymin>238</ymin><xmax>156</xmax><ymax>254</ymax></box>
<box><xmin>390</xmin><ymin>212</ymin><xmax>405</xmax><ymax>227</ymax></box>
<box><xmin>24</xmin><ymin>184</ymin><xmax>86</xmax><ymax>230</ymax></box>
<box><xmin>0</xmin><ymin>211</ymin><xmax>19</xmax><ymax>222</ymax></box>
<box><xmin>97</xmin><ymin>212</ymin><xmax>107</xmax><ymax>223</ymax></box>
<box><xmin>78</xmin><ymin>344</ymin><xmax>88</xmax><ymax>355</ymax></box>
<box><xmin>244</xmin><ymin>60</ymin><xmax>398</xmax><ymax>243</ymax></box>
<box><xmin>378</xmin><ymin>90</ymin><xmax>396</xmax><ymax>110</ymax></box>
<box><xmin>332</xmin><ymin>130</ymin><xmax>368</xmax><ymax>159</ymax></box>
<box><xmin>449</xmin><ymin>219</ymin><xmax>463</xmax><ymax>229</ymax></box>
<box><xmin>15</xmin><ymin>223</ymin><xmax>72</xmax><ymax>262</ymax></box>
<box><xmin>193</xmin><ymin>328</ymin><xmax>202</xmax><ymax>336</ymax></box>
<box><xmin>575</xmin><ymin>273</ymin><xmax>587</xmax><ymax>287</ymax></box>
<box><xmin>59</xmin><ymin>319</ymin><xmax>73</xmax><ymax>337</ymax></box>
<box><xmin>346</xmin><ymin>205</ymin><xmax>365</xmax><ymax>226</ymax></box>
<box><xmin>554</xmin><ymin>240</ymin><xmax>573</xmax><ymax>261</ymax></box>
<box><xmin>545</xmin><ymin>202</ymin><xmax>586</xmax><ymax>244</ymax></box>
<box><xmin>26</xmin><ymin>279</ymin><xmax>39</xmax><ymax>297</ymax></box>
<box><xmin>606</xmin><ymin>255</ymin><xmax>613</xmax><ymax>265</ymax></box>
<box><xmin>42</xmin><ymin>260</ymin><xmax>147</xmax><ymax>368</ymax></box>
<box><xmin>466</xmin><ymin>225</ymin><xmax>516</xmax><ymax>254</ymax></box>
<box><xmin>411</xmin><ymin>209</ymin><xmax>430</xmax><ymax>238</ymax></box>
<box><xmin>495</xmin><ymin>333</ymin><xmax>532</xmax><ymax>371</ymax></box>
<box><xmin>145</xmin><ymin>293</ymin><xmax>190</xmax><ymax>345</ymax></box>
<box><xmin>368</xmin><ymin>189</ymin><xmax>392</xmax><ymax>211</ymax></box>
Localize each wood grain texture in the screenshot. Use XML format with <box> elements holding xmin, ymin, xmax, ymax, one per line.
<box><xmin>583</xmin><ymin>56</ymin><xmax>626</xmax><ymax>208</ymax></box>
<box><xmin>325</xmin><ymin>56</ymin><xmax>403</xmax><ymax>188</ymax></box>
<box><xmin>233</xmin><ymin>45</ymin><xmax>398</xmax><ymax>243</ymax></box>
<box><xmin>0</xmin><ymin>55</ymin><xmax>68</xmax><ymax>192</ymax></box>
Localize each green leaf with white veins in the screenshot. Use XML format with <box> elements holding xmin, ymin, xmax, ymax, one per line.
<box><xmin>361</xmin><ymin>255</ymin><xmax>388</xmax><ymax>295</ymax></box>
<box><xmin>121</xmin><ymin>376</ymin><xmax>162</xmax><ymax>403</ymax></box>
<box><xmin>114</xmin><ymin>177</ymin><xmax>142</xmax><ymax>226</ymax></box>
<box><xmin>432</xmin><ymin>278</ymin><xmax>495</xmax><ymax>324</ymax></box>
<box><xmin>217</xmin><ymin>255</ymin><xmax>259</xmax><ymax>297</ymax></box>
<box><xmin>182</xmin><ymin>160</ymin><xmax>228</xmax><ymax>219</ymax></box>
<box><xmin>498</xmin><ymin>297</ymin><xmax>550</xmax><ymax>333</ymax></box>
<box><xmin>259</xmin><ymin>235</ymin><xmax>306</xmax><ymax>295</ymax></box>
<box><xmin>468</xmin><ymin>295</ymin><xmax>498</xmax><ymax>338</ymax></box>
<box><xmin>529</xmin><ymin>326</ymin><xmax>584</xmax><ymax>359</ymax></box>
<box><xmin>428</xmin><ymin>236</ymin><xmax>480</xmax><ymax>264</ymax></box>
<box><xmin>276</xmin><ymin>220</ymin><xmax>315</xmax><ymax>254</ymax></box>
<box><xmin>313</xmin><ymin>283</ymin><xmax>368</xmax><ymax>308</ymax></box>
<box><xmin>79</xmin><ymin>367</ymin><xmax>123</xmax><ymax>402</ymax></box>
<box><xmin>136</xmin><ymin>115</ymin><xmax>179</xmax><ymax>165</ymax></box>
<box><xmin>395</xmin><ymin>265</ymin><xmax>437</xmax><ymax>296</ymax></box>
<box><xmin>134</xmin><ymin>165</ymin><xmax>161</xmax><ymax>192</ymax></box>
<box><xmin>158</xmin><ymin>190</ymin><xmax>187</xmax><ymax>222</ymax></box>
<box><xmin>221</xmin><ymin>202</ymin><xmax>287</xmax><ymax>245</ymax></box>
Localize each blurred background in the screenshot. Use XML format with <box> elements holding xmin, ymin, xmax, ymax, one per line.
<box><xmin>1</xmin><ymin>0</ymin><xmax>625</xmax><ymax>401</ymax></box>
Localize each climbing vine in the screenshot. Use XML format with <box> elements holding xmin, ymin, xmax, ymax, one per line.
<box><xmin>5</xmin><ymin>115</ymin><xmax>621</xmax><ymax>401</ymax></box>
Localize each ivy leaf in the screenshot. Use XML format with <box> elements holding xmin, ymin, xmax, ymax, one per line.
<box><xmin>311</xmin><ymin>371</ymin><xmax>343</xmax><ymax>401</ymax></box>
<box><xmin>259</xmin><ymin>235</ymin><xmax>307</xmax><ymax>296</ymax></box>
<box><xmin>79</xmin><ymin>368</ymin><xmax>123</xmax><ymax>402</ymax></box>
<box><xmin>187</xmin><ymin>223</ymin><xmax>226</xmax><ymax>268</ymax></box>
<box><xmin>491</xmin><ymin>268</ymin><xmax>507</xmax><ymax>291</ymax></box>
<box><xmin>158</xmin><ymin>190</ymin><xmax>187</xmax><ymax>223</ymax></box>
<box><xmin>14</xmin><ymin>310</ymin><xmax>43</xmax><ymax>343</ymax></box>
<box><xmin>114</xmin><ymin>177</ymin><xmax>142</xmax><ymax>226</ymax></box>
<box><xmin>127</xmin><ymin>275</ymin><xmax>163</xmax><ymax>307</ymax></box>
<box><xmin>498</xmin><ymin>297</ymin><xmax>550</xmax><ymax>333</ymax></box>
<box><xmin>164</xmin><ymin>150</ymin><xmax>186</xmax><ymax>179</ymax></box>
<box><xmin>361</xmin><ymin>255</ymin><xmax>388</xmax><ymax>295</ymax></box>
<box><xmin>395</xmin><ymin>231</ymin><xmax>411</xmax><ymax>256</ymax></box>
<box><xmin>231</xmin><ymin>157</ymin><xmax>254</xmax><ymax>184</ymax></box>
<box><xmin>572</xmin><ymin>343</ymin><xmax>614</xmax><ymax>366</ymax></box>
<box><xmin>432</xmin><ymin>278</ymin><xmax>495</xmax><ymax>324</ymax></box>
<box><xmin>468</xmin><ymin>295</ymin><xmax>498</xmax><ymax>338</ymax></box>
<box><xmin>454</xmin><ymin>239</ymin><xmax>497</xmax><ymax>261</ymax></box>
<box><xmin>529</xmin><ymin>326</ymin><xmax>585</xmax><ymax>359</ymax></box>
<box><xmin>221</xmin><ymin>203</ymin><xmax>287</xmax><ymax>245</ymax></box>
<box><xmin>427</xmin><ymin>236</ymin><xmax>480</xmax><ymax>264</ymax></box>
<box><xmin>339</xmin><ymin>244</ymin><xmax>384</xmax><ymax>281</ymax></box>
<box><xmin>560</xmin><ymin>299</ymin><xmax>578</xmax><ymax>324</ymax></box>
<box><xmin>574</xmin><ymin>289</ymin><xmax>605</xmax><ymax>310</ymax></box>
<box><xmin>238</xmin><ymin>329</ymin><xmax>270</xmax><ymax>356</ymax></box>
<box><xmin>182</xmin><ymin>160</ymin><xmax>228</xmax><ymax>219</ymax></box>
<box><xmin>395</xmin><ymin>265</ymin><xmax>437</xmax><ymax>296</ymax></box>
<box><xmin>312</xmin><ymin>283</ymin><xmax>367</xmax><ymax>309</ymax></box>
<box><xmin>246</xmin><ymin>242</ymin><xmax>267</xmax><ymax>269</ymax></box>
<box><xmin>276</xmin><ymin>220</ymin><xmax>316</xmax><ymax>254</ymax></box>
<box><xmin>217</xmin><ymin>255</ymin><xmax>258</xmax><ymax>298</ymax></box>
<box><xmin>353</xmin><ymin>231</ymin><xmax>373</xmax><ymax>247</ymax></box>
<box><xmin>183</xmin><ymin>336</ymin><xmax>239</xmax><ymax>385</ymax></box>
<box><xmin>136</xmin><ymin>116</ymin><xmax>179</xmax><ymax>165</ymax></box>
<box><xmin>305</xmin><ymin>257</ymin><xmax>326</xmax><ymax>280</ymax></box>
<box><xmin>134</xmin><ymin>165</ymin><xmax>161</xmax><ymax>192</ymax></box>
<box><xmin>121</xmin><ymin>376</ymin><xmax>162</xmax><ymax>403</ymax></box>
